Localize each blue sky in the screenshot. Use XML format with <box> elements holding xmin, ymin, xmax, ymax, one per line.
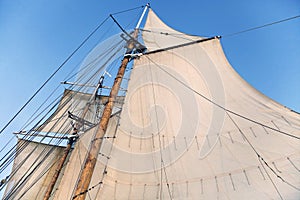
<box><xmin>0</xmin><ymin>0</ymin><xmax>300</xmax><ymax>126</ymax></box>
<box><xmin>0</xmin><ymin>0</ymin><xmax>299</xmax><ymax>134</ymax></box>
<box><xmin>0</xmin><ymin>0</ymin><xmax>299</xmax><ymax>197</ymax></box>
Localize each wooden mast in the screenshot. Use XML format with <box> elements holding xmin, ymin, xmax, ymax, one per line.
<box><xmin>43</xmin><ymin>81</ymin><xmax>103</xmax><ymax>200</ymax></box>
<box><xmin>72</xmin><ymin>4</ymin><xmax>149</xmax><ymax>200</ymax></box>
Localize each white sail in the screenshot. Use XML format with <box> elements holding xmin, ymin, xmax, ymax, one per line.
<box><xmin>3</xmin><ymin>140</ymin><xmax>64</xmax><ymax>199</ymax></box>
<box><xmin>36</xmin><ymin>89</ymin><xmax>103</xmax><ymax>134</ymax></box>
<box><xmin>2</xmin><ymin>89</ymin><xmax>124</xmax><ymax>199</ymax></box>
<box><xmin>72</xmin><ymin>9</ymin><xmax>298</xmax><ymax>199</ymax></box>
<box><xmin>3</xmin><ymin>8</ymin><xmax>299</xmax><ymax>200</ymax></box>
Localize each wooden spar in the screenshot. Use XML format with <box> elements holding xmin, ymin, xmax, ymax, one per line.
<box><xmin>43</xmin><ymin>85</ymin><xmax>101</xmax><ymax>200</ymax></box>
<box><xmin>72</xmin><ymin>4</ymin><xmax>149</xmax><ymax>199</ymax></box>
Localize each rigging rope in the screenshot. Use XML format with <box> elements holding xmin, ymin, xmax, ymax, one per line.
<box><xmin>0</xmin><ymin>87</ymin><xmax>88</xmax><ymax>195</ymax></box>
<box><xmin>148</xmin><ymin>62</ymin><xmax>173</xmax><ymax>199</ymax></box>
<box><xmin>145</xmin><ymin>56</ymin><xmax>300</xmax><ymax>140</ymax></box>
<box><xmin>258</xmin><ymin>158</ymin><xmax>283</xmax><ymax>200</ymax></box>
<box><xmin>139</xmin><ymin>13</ymin><xmax>300</xmax><ymax>39</ymax></box>
<box><xmin>72</xmin><ymin>94</ymin><xmax>124</xmax><ymax>199</ymax></box>
<box><xmin>222</xmin><ymin>14</ymin><xmax>300</xmax><ymax>38</ymax></box>
<box><xmin>237</xmin><ymin>116</ymin><xmax>299</xmax><ymax>186</ymax></box>
<box><xmin>111</xmin><ymin>5</ymin><xmax>145</xmax><ymax>16</ymax></box>
<box><xmin>3</xmin><ymin>46</ymin><xmax>92</xmax><ymax>163</ymax></box>
<box><xmin>0</xmin><ymin>97</ymin><xmax>62</xmax><ymax>174</ymax></box>
<box><xmin>1</xmin><ymin>32</ymin><xmax>129</xmax><ymax>199</ymax></box>
<box><xmin>3</xmin><ymin>141</ymin><xmax>65</xmax><ymax>199</ymax></box>
<box><xmin>0</xmin><ymin>16</ymin><xmax>111</xmax><ymax>135</ymax></box>
<box><xmin>0</xmin><ymin>19</ymin><xmax>126</xmax><ymax>178</ymax></box>
<box><xmin>2</xmin><ymin>5</ymin><xmax>299</xmax><ymax>199</ymax></box>
<box><xmin>227</xmin><ymin>112</ymin><xmax>299</xmax><ymax>198</ymax></box>
<box><xmin>15</xmin><ymin>148</ymin><xmax>63</xmax><ymax>199</ymax></box>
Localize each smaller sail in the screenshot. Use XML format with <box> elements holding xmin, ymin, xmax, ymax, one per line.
<box><xmin>3</xmin><ymin>140</ymin><xmax>64</xmax><ymax>199</ymax></box>
<box><xmin>3</xmin><ymin>88</ymin><xmax>124</xmax><ymax>199</ymax></box>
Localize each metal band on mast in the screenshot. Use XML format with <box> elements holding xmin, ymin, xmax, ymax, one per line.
<box><xmin>72</xmin><ymin>4</ymin><xmax>149</xmax><ymax>200</ymax></box>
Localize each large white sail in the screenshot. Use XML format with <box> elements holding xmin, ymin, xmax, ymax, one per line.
<box><xmin>76</xmin><ymin>9</ymin><xmax>299</xmax><ymax>199</ymax></box>
<box><xmin>2</xmin><ymin>8</ymin><xmax>299</xmax><ymax>200</ymax></box>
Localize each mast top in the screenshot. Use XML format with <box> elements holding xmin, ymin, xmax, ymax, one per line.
<box><xmin>135</xmin><ymin>3</ymin><xmax>150</xmax><ymax>30</ymax></box>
